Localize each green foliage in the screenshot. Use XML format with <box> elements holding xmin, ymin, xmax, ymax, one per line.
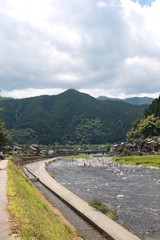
<box><xmin>127</xmin><ymin>114</ymin><xmax>160</xmax><ymax>142</ymax></box>
<box><xmin>144</xmin><ymin>95</ymin><xmax>160</xmax><ymax>117</ymax></box>
<box><xmin>75</xmin><ymin>118</ymin><xmax>106</xmax><ymax>144</ymax></box>
<box><xmin>127</xmin><ymin>96</ymin><xmax>160</xmax><ymax>142</ymax></box>
<box><xmin>10</xmin><ymin>128</ymin><xmax>38</xmax><ymax>145</ymax></box>
<box><xmin>113</xmin><ymin>155</ymin><xmax>160</xmax><ymax>167</ymax></box>
<box><xmin>7</xmin><ymin>161</ymin><xmax>75</xmax><ymax>240</ymax></box>
<box><xmin>89</xmin><ymin>199</ymin><xmax>117</xmax><ymax>220</ymax></box>
<box><xmin>89</xmin><ymin>199</ymin><xmax>108</xmax><ymax>214</ymax></box>
<box><xmin>66</xmin><ymin>154</ymin><xmax>91</xmax><ymax>159</ymax></box>
<box><xmin>0</xmin><ymin>89</ymin><xmax>147</xmax><ymax>145</ymax></box>
<box><xmin>0</xmin><ymin>119</ymin><xmax>9</xmax><ymax>145</ymax></box>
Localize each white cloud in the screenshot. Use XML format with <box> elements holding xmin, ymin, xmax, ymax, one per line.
<box><xmin>97</xmin><ymin>0</ymin><xmax>116</xmax><ymax>8</ymax></box>
<box><xmin>2</xmin><ymin>88</ymin><xmax>64</xmax><ymax>99</ymax></box>
<box><xmin>0</xmin><ymin>0</ymin><xmax>159</xmax><ymax>99</ymax></box>
<box><xmin>96</xmin><ymin>1</ymin><xmax>107</xmax><ymax>8</ymax></box>
<box><xmin>3</xmin><ymin>0</ymin><xmax>52</xmax><ymax>29</ymax></box>
<box><xmin>125</xmin><ymin>56</ymin><xmax>160</xmax><ymax>69</ymax></box>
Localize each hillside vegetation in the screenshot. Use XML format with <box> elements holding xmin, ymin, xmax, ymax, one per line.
<box><xmin>127</xmin><ymin>96</ymin><xmax>160</xmax><ymax>142</ymax></box>
<box><xmin>97</xmin><ymin>96</ymin><xmax>153</xmax><ymax>105</ymax></box>
<box><xmin>0</xmin><ymin>89</ymin><xmax>148</xmax><ymax>145</ymax></box>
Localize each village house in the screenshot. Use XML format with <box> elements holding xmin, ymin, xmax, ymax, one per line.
<box><xmin>111</xmin><ymin>138</ymin><xmax>160</xmax><ymax>155</ymax></box>
<box><xmin>27</xmin><ymin>144</ymin><xmax>40</xmax><ymax>155</ymax></box>
<box><xmin>12</xmin><ymin>146</ymin><xmax>23</xmax><ymax>154</ymax></box>
<box><xmin>0</xmin><ymin>146</ymin><xmax>6</xmax><ymax>154</ymax></box>
<box><xmin>136</xmin><ymin>139</ymin><xmax>160</xmax><ymax>153</ymax></box>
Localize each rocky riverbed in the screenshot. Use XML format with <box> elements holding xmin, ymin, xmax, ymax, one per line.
<box><xmin>48</xmin><ymin>157</ymin><xmax>160</xmax><ymax>240</ymax></box>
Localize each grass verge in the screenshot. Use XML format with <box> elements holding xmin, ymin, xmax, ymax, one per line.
<box><xmin>66</xmin><ymin>154</ymin><xmax>91</xmax><ymax>159</ymax></box>
<box><xmin>7</xmin><ymin>160</ymin><xmax>78</xmax><ymax>240</ymax></box>
<box><xmin>112</xmin><ymin>155</ymin><xmax>160</xmax><ymax>167</ymax></box>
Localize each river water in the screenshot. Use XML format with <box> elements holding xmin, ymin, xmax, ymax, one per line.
<box><xmin>48</xmin><ymin>157</ymin><xmax>160</xmax><ymax>240</ymax></box>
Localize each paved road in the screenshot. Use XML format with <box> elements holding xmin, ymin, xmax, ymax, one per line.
<box><xmin>0</xmin><ymin>160</ymin><xmax>15</xmax><ymax>240</ymax></box>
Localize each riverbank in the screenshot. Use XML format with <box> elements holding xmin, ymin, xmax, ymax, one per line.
<box><xmin>112</xmin><ymin>155</ymin><xmax>160</xmax><ymax>167</ymax></box>
<box><xmin>26</xmin><ymin>159</ymin><xmax>141</xmax><ymax>240</ymax></box>
<box><xmin>67</xmin><ymin>154</ymin><xmax>160</xmax><ymax>168</ymax></box>
<box><xmin>48</xmin><ymin>157</ymin><xmax>160</xmax><ymax>239</ymax></box>
<box><xmin>7</xmin><ymin>160</ymin><xmax>82</xmax><ymax>240</ymax></box>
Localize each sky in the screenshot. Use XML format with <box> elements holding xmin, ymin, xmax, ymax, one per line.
<box><xmin>0</xmin><ymin>0</ymin><xmax>160</xmax><ymax>99</ymax></box>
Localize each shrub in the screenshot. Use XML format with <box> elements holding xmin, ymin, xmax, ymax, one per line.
<box><xmin>89</xmin><ymin>199</ymin><xmax>117</xmax><ymax>220</ymax></box>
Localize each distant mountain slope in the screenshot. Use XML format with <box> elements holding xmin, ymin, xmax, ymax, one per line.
<box><xmin>97</xmin><ymin>96</ymin><xmax>122</xmax><ymax>102</ymax></box>
<box><xmin>0</xmin><ymin>97</ymin><xmax>13</xmax><ymax>101</ymax></box>
<box><xmin>124</xmin><ymin>97</ymin><xmax>154</xmax><ymax>105</ymax></box>
<box><xmin>97</xmin><ymin>96</ymin><xmax>153</xmax><ymax>105</ymax></box>
<box><xmin>0</xmin><ymin>89</ymin><xmax>148</xmax><ymax>145</ymax></box>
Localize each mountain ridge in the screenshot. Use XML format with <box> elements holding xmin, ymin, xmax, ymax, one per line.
<box><xmin>0</xmin><ymin>89</ymin><xmax>148</xmax><ymax>145</ymax></box>
<box><xmin>97</xmin><ymin>96</ymin><xmax>153</xmax><ymax>105</ymax></box>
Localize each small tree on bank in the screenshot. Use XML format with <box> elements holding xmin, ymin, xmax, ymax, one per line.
<box><xmin>127</xmin><ymin>96</ymin><xmax>160</xmax><ymax>142</ymax></box>
<box><xmin>0</xmin><ymin>119</ymin><xmax>9</xmax><ymax>145</ymax></box>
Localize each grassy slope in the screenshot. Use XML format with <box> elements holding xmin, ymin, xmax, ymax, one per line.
<box><xmin>66</xmin><ymin>154</ymin><xmax>91</xmax><ymax>159</ymax></box>
<box><xmin>7</xmin><ymin>161</ymin><xmax>80</xmax><ymax>240</ymax></box>
<box><xmin>68</xmin><ymin>153</ymin><xmax>160</xmax><ymax>166</ymax></box>
<box><xmin>113</xmin><ymin>155</ymin><xmax>160</xmax><ymax>167</ymax></box>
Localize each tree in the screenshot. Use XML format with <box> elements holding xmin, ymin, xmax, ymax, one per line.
<box><xmin>127</xmin><ymin>114</ymin><xmax>160</xmax><ymax>142</ymax></box>
<box><xmin>74</xmin><ymin>118</ymin><xmax>106</xmax><ymax>144</ymax></box>
<box><xmin>144</xmin><ymin>95</ymin><xmax>160</xmax><ymax>117</ymax></box>
<box><xmin>127</xmin><ymin>96</ymin><xmax>160</xmax><ymax>142</ymax></box>
<box><xmin>0</xmin><ymin>119</ymin><xmax>9</xmax><ymax>145</ymax></box>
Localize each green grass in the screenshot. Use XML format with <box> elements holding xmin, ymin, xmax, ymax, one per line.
<box><xmin>89</xmin><ymin>199</ymin><xmax>117</xmax><ymax>220</ymax></box>
<box><xmin>113</xmin><ymin>155</ymin><xmax>160</xmax><ymax>167</ymax></box>
<box><xmin>7</xmin><ymin>161</ymin><xmax>76</xmax><ymax>240</ymax></box>
<box><xmin>66</xmin><ymin>154</ymin><xmax>91</xmax><ymax>159</ymax></box>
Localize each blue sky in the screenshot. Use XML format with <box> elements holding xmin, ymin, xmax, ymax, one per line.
<box><xmin>133</xmin><ymin>0</ymin><xmax>154</xmax><ymax>6</ymax></box>
<box><xmin>0</xmin><ymin>0</ymin><xmax>159</xmax><ymax>99</ymax></box>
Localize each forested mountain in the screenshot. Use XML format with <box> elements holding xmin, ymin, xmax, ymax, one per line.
<box><xmin>0</xmin><ymin>89</ymin><xmax>148</xmax><ymax>145</ymax></box>
<box><xmin>97</xmin><ymin>96</ymin><xmax>153</xmax><ymax>105</ymax></box>
<box><xmin>127</xmin><ymin>96</ymin><xmax>160</xmax><ymax>142</ymax></box>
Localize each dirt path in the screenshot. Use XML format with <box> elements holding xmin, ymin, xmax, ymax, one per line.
<box><xmin>0</xmin><ymin>160</ymin><xmax>15</xmax><ymax>240</ymax></box>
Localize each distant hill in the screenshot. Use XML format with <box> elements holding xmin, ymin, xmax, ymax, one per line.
<box><xmin>97</xmin><ymin>96</ymin><xmax>153</xmax><ymax>105</ymax></box>
<box><xmin>0</xmin><ymin>89</ymin><xmax>148</xmax><ymax>145</ymax></box>
<box><xmin>0</xmin><ymin>97</ymin><xmax>13</xmax><ymax>101</ymax></box>
<box><xmin>97</xmin><ymin>96</ymin><xmax>122</xmax><ymax>102</ymax></box>
<box><xmin>124</xmin><ymin>97</ymin><xmax>154</xmax><ymax>105</ymax></box>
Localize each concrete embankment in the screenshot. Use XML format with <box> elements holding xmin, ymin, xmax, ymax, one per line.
<box><xmin>26</xmin><ymin>159</ymin><xmax>141</xmax><ymax>240</ymax></box>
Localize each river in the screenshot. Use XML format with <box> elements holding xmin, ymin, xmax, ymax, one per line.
<box><xmin>48</xmin><ymin>157</ymin><xmax>160</xmax><ymax>240</ymax></box>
